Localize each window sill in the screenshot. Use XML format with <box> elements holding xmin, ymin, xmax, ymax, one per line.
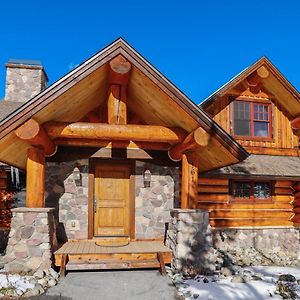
<box><xmin>230</xmin><ymin>199</ymin><xmax>273</xmax><ymax>204</ymax></box>
<box><xmin>234</xmin><ymin>135</ymin><xmax>274</xmax><ymax>142</ymax></box>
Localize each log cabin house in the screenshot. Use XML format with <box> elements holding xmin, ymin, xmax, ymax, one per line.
<box><xmin>0</xmin><ymin>38</ymin><xmax>248</xmax><ymax>274</ymax></box>
<box><xmin>0</xmin><ymin>39</ymin><xmax>299</xmax><ymax>275</ymax></box>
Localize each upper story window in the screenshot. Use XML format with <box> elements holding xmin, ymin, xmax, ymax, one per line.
<box><xmin>233</xmin><ymin>100</ymin><xmax>272</xmax><ymax>139</ymax></box>
<box><xmin>231</xmin><ymin>180</ymin><xmax>272</xmax><ymax>202</ymax></box>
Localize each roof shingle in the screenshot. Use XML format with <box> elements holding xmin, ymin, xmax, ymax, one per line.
<box><xmin>203</xmin><ymin>154</ymin><xmax>300</xmax><ymax>180</ymax></box>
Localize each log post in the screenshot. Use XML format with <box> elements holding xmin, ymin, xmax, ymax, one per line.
<box><xmin>181</xmin><ymin>152</ymin><xmax>199</xmax><ymax>209</ymax></box>
<box><xmin>26</xmin><ymin>147</ymin><xmax>45</xmax><ymax>208</ymax></box>
<box><xmin>169</xmin><ymin>127</ymin><xmax>210</xmax><ymax>161</ymax></box>
<box><xmin>107</xmin><ymin>55</ymin><xmax>131</xmax><ymax>125</ymax></box>
<box><xmin>15</xmin><ymin>118</ymin><xmax>56</xmax><ymax>156</ymax></box>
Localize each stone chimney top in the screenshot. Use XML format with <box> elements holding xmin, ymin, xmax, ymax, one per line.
<box><xmin>4</xmin><ymin>59</ymin><xmax>48</xmax><ymax>103</ymax></box>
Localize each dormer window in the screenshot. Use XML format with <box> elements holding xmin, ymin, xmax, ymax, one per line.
<box><xmin>233</xmin><ymin>99</ymin><xmax>272</xmax><ymax>138</ymax></box>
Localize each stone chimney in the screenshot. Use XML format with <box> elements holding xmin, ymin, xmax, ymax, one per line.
<box><xmin>4</xmin><ymin>59</ymin><xmax>48</xmax><ymax>103</ymax></box>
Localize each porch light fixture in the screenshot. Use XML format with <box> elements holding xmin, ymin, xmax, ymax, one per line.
<box><xmin>73</xmin><ymin>167</ymin><xmax>81</xmax><ymax>185</ymax></box>
<box><xmin>143</xmin><ymin>169</ymin><xmax>151</xmax><ymax>188</ymax></box>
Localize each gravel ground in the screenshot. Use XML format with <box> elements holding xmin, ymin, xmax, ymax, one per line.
<box><xmin>29</xmin><ymin>270</ymin><xmax>179</xmax><ymax>300</ymax></box>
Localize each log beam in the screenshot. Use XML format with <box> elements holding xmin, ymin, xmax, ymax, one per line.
<box><xmin>107</xmin><ymin>55</ymin><xmax>131</xmax><ymax>125</ymax></box>
<box><xmin>26</xmin><ymin>147</ymin><xmax>45</xmax><ymax>208</ymax></box>
<box><xmin>181</xmin><ymin>152</ymin><xmax>199</xmax><ymax>209</ymax></box>
<box><xmin>245</xmin><ymin>66</ymin><xmax>270</xmax><ymax>93</ymax></box>
<box><xmin>291</xmin><ymin>116</ymin><xmax>300</xmax><ymax>130</ymax></box>
<box><xmin>15</xmin><ymin>118</ymin><xmax>56</xmax><ymax>156</ymax></box>
<box><xmin>246</xmin><ymin>66</ymin><xmax>270</xmax><ymax>87</ymax></box>
<box><xmin>54</xmin><ymin>138</ymin><xmax>171</xmax><ymax>151</ymax></box>
<box><xmin>44</xmin><ymin>122</ymin><xmax>187</xmax><ymax>144</ymax></box>
<box><xmin>168</xmin><ymin>127</ymin><xmax>210</xmax><ymax>161</ymax></box>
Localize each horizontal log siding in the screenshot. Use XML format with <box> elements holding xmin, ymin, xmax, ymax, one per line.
<box><xmin>197</xmin><ymin>178</ymin><xmax>295</xmax><ymax>228</ymax></box>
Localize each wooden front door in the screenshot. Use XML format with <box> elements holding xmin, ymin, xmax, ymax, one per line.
<box><xmin>94</xmin><ymin>163</ymin><xmax>130</xmax><ymax>237</ymax></box>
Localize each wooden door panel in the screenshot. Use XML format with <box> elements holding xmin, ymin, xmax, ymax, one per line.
<box><xmin>94</xmin><ymin>164</ymin><xmax>130</xmax><ymax>237</ymax></box>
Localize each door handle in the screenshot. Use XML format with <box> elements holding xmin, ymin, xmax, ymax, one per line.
<box><xmin>94</xmin><ymin>197</ymin><xmax>97</xmax><ymax>213</ymax></box>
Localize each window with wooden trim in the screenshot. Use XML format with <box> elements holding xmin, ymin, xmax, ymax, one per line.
<box><xmin>233</xmin><ymin>100</ymin><xmax>272</xmax><ymax>138</ymax></box>
<box><xmin>230</xmin><ymin>180</ymin><xmax>272</xmax><ymax>202</ymax></box>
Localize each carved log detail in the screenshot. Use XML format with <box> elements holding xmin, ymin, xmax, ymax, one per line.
<box><xmin>168</xmin><ymin>127</ymin><xmax>210</xmax><ymax>161</ymax></box>
<box><xmin>245</xmin><ymin>66</ymin><xmax>270</xmax><ymax>93</ymax></box>
<box><xmin>15</xmin><ymin>118</ymin><xmax>56</xmax><ymax>156</ymax></box>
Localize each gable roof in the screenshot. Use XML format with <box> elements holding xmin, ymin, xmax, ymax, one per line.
<box><xmin>200</xmin><ymin>57</ymin><xmax>300</xmax><ymax>119</ymax></box>
<box><xmin>0</xmin><ymin>38</ymin><xmax>248</xmax><ymax>170</ymax></box>
<box><xmin>203</xmin><ymin>154</ymin><xmax>300</xmax><ymax>180</ymax></box>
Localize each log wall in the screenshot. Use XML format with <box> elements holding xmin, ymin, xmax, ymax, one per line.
<box><xmin>292</xmin><ymin>182</ymin><xmax>300</xmax><ymax>226</ymax></box>
<box><xmin>196</xmin><ymin>178</ymin><xmax>295</xmax><ymax>228</ymax></box>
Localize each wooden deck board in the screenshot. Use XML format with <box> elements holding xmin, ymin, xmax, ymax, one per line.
<box><xmin>55</xmin><ymin>241</ymin><xmax>171</xmax><ymax>255</ymax></box>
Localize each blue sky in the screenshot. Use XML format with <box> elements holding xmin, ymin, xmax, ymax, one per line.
<box><xmin>0</xmin><ymin>0</ymin><xmax>300</xmax><ymax>104</ymax></box>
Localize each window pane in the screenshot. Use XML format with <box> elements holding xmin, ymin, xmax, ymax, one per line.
<box><xmin>254</xmin><ymin>182</ymin><xmax>270</xmax><ymax>199</ymax></box>
<box><xmin>234</xmin><ymin>120</ymin><xmax>251</xmax><ymax>136</ymax></box>
<box><xmin>254</xmin><ymin>122</ymin><xmax>269</xmax><ymax>137</ymax></box>
<box><xmin>234</xmin><ymin>101</ymin><xmax>250</xmax><ymax>136</ymax></box>
<box><xmin>233</xmin><ymin>182</ymin><xmax>251</xmax><ymax>199</ymax></box>
<box><xmin>254</xmin><ymin>104</ymin><xmax>269</xmax><ymax>121</ymax></box>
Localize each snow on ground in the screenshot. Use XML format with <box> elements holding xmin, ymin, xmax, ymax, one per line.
<box><xmin>0</xmin><ymin>273</ymin><xmax>34</xmax><ymax>297</ymax></box>
<box><xmin>178</xmin><ymin>266</ymin><xmax>300</xmax><ymax>300</ymax></box>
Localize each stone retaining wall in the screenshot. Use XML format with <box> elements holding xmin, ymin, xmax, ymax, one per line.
<box><xmin>1</xmin><ymin>208</ymin><xmax>56</xmax><ymax>274</ymax></box>
<box><xmin>212</xmin><ymin>227</ymin><xmax>300</xmax><ymax>266</ymax></box>
<box><xmin>135</xmin><ymin>161</ymin><xmax>180</xmax><ymax>239</ymax></box>
<box><xmin>45</xmin><ymin>159</ymin><xmax>89</xmax><ymax>242</ymax></box>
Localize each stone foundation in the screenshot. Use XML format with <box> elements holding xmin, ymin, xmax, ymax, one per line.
<box><xmin>167</xmin><ymin>209</ymin><xmax>300</xmax><ymax>276</ymax></box>
<box><xmin>135</xmin><ymin>161</ymin><xmax>180</xmax><ymax>239</ymax></box>
<box><xmin>45</xmin><ymin>159</ymin><xmax>89</xmax><ymax>242</ymax></box>
<box><xmin>213</xmin><ymin>227</ymin><xmax>300</xmax><ymax>266</ymax></box>
<box><xmin>1</xmin><ymin>208</ymin><xmax>57</xmax><ymax>274</ymax></box>
<box><xmin>166</xmin><ymin>209</ymin><xmax>217</xmax><ymax>276</ymax></box>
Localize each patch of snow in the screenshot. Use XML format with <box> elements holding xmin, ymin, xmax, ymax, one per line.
<box><xmin>178</xmin><ymin>266</ymin><xmax>300</xmax><ymax>300</ymax></box>
<box><xmin>0</xmin><ymin>274</ymin><xmax>34</xmax><ymax>297</ymax></box>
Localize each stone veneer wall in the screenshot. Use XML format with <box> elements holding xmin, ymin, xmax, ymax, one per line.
<box><xmin>45</xmin><ymin>159</ymin><xmax>89</xmax><ymax>242</ymax></box>
<box><xmin>1</xmin><ymin>208</ymin><xmax>56</xmax><ymax>274</ymax></box>
<box><xmin>135</xmin><ymin>161</ymin><xmax>180</xmax><ymax>239</ymax></box>
<box><xmin>166</xmin><ymin>209</ymin><xmax>217</xmax><ymax>276</ymax></box>
<box><xmin>212</xmin><ymin>227</ymin><xmax>300</xmax><ymax>266</ymax></box>
<box><xmin>5</xmin><ymin>63</ymin><xmax>47</xmax><ymax>103</ymax></box>
<box><xmin>46</xmin><ymin>159</ymin><xmax>180</xmax><ymax>241</ymax></box>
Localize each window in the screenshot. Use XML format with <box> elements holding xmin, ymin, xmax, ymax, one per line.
<box><xmin>233</xmin><ymin>100</ymin><xmax>272</xmax><ymax>138</ymax></box>
<box><xmin>231</xmin><ymin>180</ymin><xmax>272</xmax><ymax>202</ymax></box>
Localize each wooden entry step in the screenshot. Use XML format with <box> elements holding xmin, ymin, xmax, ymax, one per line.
<box><xmin>67</xmin><ymin>259</ymin><xmax>161</xmax><ymax>271</ymax></box>
<box><xmin>54</xmin><ymin>240</ymin><xmax>172</xmax><ymax>275</ymax></box>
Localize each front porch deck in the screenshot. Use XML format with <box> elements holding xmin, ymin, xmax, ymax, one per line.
<box><xmin>54</xmin><ymin>240</ymin><xmax>172</xmax><ymax>275</ymax></box>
